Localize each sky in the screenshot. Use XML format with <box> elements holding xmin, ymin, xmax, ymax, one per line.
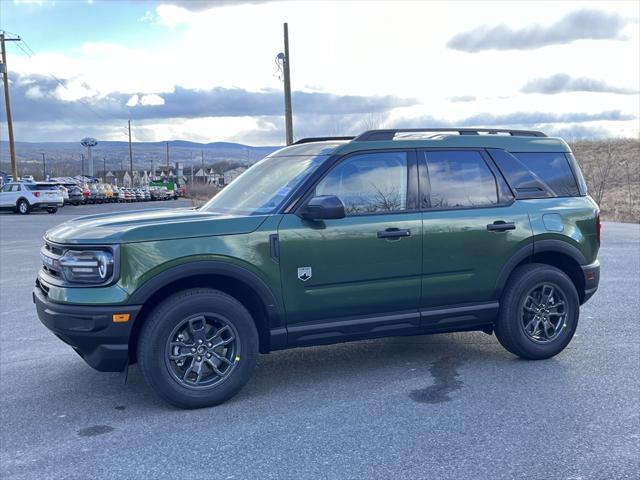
<box><xmin>0</xmin><ymin>0</ymin><xmax>638</xmax><ymax>145</ymax></box>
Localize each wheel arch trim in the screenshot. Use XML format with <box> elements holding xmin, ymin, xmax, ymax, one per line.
<box><xmin>493</xmin><ymin>239</ymin><xmax>587</xmax><ymax>299</ymax></box>
<box><xmin>126</xmin><ymin>261</ymin><xmax>284</xmax><ymax>342</ymax></box>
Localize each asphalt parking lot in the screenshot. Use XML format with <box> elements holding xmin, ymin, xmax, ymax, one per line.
<box><xmin>0</xmin><ymin>202</ymin><xmax>638</xmax><ymax>480</ymax></box>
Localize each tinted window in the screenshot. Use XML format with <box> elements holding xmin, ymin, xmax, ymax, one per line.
<box><xmin>512</xmin><ymin>152</ymin><xmax>580</xmax><ymax>197</ymax></box>
<box><xmin>316</xmin><ymin>152</ymin><xmax>408</xmax><ymax>215</ymax></box>
<box><xmin>0</xmin><ymin>185</ymin><xmax>10</xmax><ymax>192</ymax></box>
<box><xmin>24</xmin><ymin>184</ymin><xmax>58</xmax><ymax>191</ymax></box>
<box><xmin>424</xmin><ymin>151</ymin><xmax>498</xmax><ymax>208</ymax></box>
<box><xmin>10</xmin><ymin>185</ymin><xmax>21</xmax><ymax>192</ymax></box>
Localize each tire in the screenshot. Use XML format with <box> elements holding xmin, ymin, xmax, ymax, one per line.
<box><xmin>137</xmin><ymin>288</ymin><xmax>259</xmax><ymax>409</ymax></box>
<box><xmin>495</xmin><ymin>263</ymin><xmax>579</xmax><ymax>360</ymax></box>
<box><xmin>17</xmin><ymin>199</ymin><xmax>30</xmax><ymax>215</ymax></box>
<box><xmin>46</xmin><ymin>208</ymin><xmax>57</xmax><ymax>214</ymax></box>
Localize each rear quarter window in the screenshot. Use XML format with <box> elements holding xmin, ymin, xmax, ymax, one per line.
<box><xmin>25</xmin><ymin>184</ymin><xmax>58</xmax><ymax>191</ymax></box>
<box><xmin>512</xmin><ymin>152</ymin><xmax>580</xmax><ymax>197</ymax></box>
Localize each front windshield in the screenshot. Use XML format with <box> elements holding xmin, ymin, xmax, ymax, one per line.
<box><xmin>201</xmin><ymin>155</ymin><xmax>328</xmax><ymax>215</ymax></box>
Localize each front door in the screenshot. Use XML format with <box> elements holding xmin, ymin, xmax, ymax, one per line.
<box><xmin>418</xmin><ymin>149</ymin><xmax>533</xmax><ymax>312</ymax></box>
<box><xmin>278</xmin><ymin>150</ymin><xmax>423</xmax><ymax>343</ymax></box>
<box><xmin>0</xmin><ymin>184</ymin><xmax>19</xmax><ymax>208</ymax></box>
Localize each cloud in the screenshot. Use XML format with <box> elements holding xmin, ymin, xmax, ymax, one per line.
<box><xmin>391</xmin><ymin>110</ymin><xmax>635</xmax><ymax>129</ymax></box>
<box><xmin>447</xmin><ymin>9</ymin><xmax>629</xmax><ymax>52</ymax></box>
<box><xmin>447</xmin><ymin>95</ymin><xmax>476</xmax><ymax>103</ymax></box>
<box><xmin>159</xmin><ymin>0</ymin><xmax>272</xmax><ymax>11</ymax></box>
<box><xmin>6</xmin><ymin>73</ymin><xmax>417</xmax><ymax>123</ymax></box>
<box><xmin>458</xmin><ymin>110</ymin><xmax>635</xmax><ymax>126</ymax></box>
<box><xmin>522</xmin><ymin>74</ymin><xmax>639</xmax><ymax>95</ymax></box>
<box><xmin>541</xmin><ymin>124</ymin><xmax>611</xmax><ymax>140</ymax></box>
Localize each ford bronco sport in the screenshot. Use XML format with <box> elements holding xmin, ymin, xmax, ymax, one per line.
<box><xmin>34</xmin><ymin>128</ymin><xmax>600</xmax><ymax>408</ymax></box>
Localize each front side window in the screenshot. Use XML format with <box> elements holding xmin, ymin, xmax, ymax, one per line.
<box><xmin>424</xmin><ymin>151</ymin><xmax>498</xmax><ymax>209</ymax></box>
<box><xmin>0</xmin><ymin>185</ymin><xmax>10</xmax><ymax>192</ymax></box>
<box><xmin>315</xmin><ymin>152</ymin><xmax>408</xmax><ymax>215</ymax></box>
<box><xmin>201</xmin><ymin>154</ymin><xmax>328</xmax><ymax>215</ymax></box>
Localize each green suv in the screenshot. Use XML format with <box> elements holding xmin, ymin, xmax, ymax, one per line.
<box><xmin>34</xmin><ymin>128</ymin><xmax>600</xmax><ymax>408</ymax></box>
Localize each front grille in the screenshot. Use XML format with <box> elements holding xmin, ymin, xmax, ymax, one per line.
<box><xmin>40</xmin><ymin>240</ymin><xmax>64</xmax><ymax>280</ymax></box>
<box><xmin>35</xmin><ymin>278</ymin><xmax>50</xmax><ymax>297</ymax></box>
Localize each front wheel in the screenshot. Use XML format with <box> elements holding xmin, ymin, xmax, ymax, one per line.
<box><xmin>495</xmin><ymin>263</ymin><xmax>579</xmax><ymax>360</ymax></box>
<box><xmin>138</xmin><ymin>288</ymin><xmax>259</xmax><ymax>409</ymax></box>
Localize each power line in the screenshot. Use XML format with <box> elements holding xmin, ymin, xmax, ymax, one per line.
<box><xmin>5</xmin><ymin>32</ymin><xmax>113</xmax><ymax>123</ymax></box>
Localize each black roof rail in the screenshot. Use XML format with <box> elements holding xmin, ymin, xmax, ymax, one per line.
<box><xmin>292</xmin><ymin>136</ymin><xmax>355</xmax><ymax>145</ymax></box>
<box><xmin>353</xmin><ymin>128</ymin><xmax>547</xmax><ymax>141</ymax></box>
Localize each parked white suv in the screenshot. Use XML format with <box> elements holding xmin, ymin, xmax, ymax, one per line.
<box><xmin>0</xmin><ymin>182</ymin><xmax>64</xmax><ymax>214</ymax></box>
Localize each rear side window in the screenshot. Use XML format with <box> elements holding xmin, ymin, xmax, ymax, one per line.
<box><xmin>512</xmin><ymin>152</ymin><xmax>580</xmax><ymax>197</ymax></box>
<box><xmin>24</xmin><ymin>184</ymin><xmax>58</xmax><ymax>191</ymax></box>
<box><xmin>423</xmin><ymin>151</ymin><xmax>498</xmax><ymax>209</ymax></box>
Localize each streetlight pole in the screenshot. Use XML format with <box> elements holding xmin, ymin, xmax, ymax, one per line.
<box><xmin>41</xmin><ymin>153</ymin><xmax>46</xmax><ymax>180</ymax></box>
<box><xmin>282</xmin><ymin>23</ymin><xmax>293</xmax><ymax>145</ymax></box>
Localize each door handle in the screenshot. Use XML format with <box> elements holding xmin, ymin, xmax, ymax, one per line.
<box><xmin>487</xmin><ymin>221</ymin><xmax>516</xmax><ymax>232</ymax></box>
<box><xmin>377</xmin><ymin>228</ymin><xmax>411</xmax><ymax>239</ymax></box>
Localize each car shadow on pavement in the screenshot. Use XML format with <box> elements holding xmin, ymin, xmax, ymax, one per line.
<box><xmin>38</xmin><ymin>333</ymin><xmax>519</xmax><ymax>413</ymax></box>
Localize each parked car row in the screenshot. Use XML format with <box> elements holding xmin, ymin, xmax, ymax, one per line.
<box><xmin>65</xmin><ymin>185</ymin><xmax>178</xmax><ymax>206</ymax></box>
<box><xmin>0</xmin><ymin>181</ymin><xmax>180</xmax><ymax>214</ymax></box>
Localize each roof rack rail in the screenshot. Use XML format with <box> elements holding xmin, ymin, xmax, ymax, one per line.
<box><xmin>353</xmin><ymin>128</ymin><xmax>547</xmax><ymax>141</ymax></box>
<box><xmin>292</xmin><ymin>136</ymin><xmax>355</xmax><ymax>145</ymax></box>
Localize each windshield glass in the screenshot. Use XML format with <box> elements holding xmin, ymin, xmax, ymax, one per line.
<box><xmin>201</xmin><ymin>155</ymin><xmax>328</xmax><ymax>215</ymax></box>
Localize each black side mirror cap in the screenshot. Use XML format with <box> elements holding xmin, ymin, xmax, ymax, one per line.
<box><xmin>299</xmin><ymin>195</ymin><xmax>346</xmax><ymax>221</ymax></box>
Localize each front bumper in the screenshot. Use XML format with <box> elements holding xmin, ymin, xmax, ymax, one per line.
<box><xmin>33</xmin><ymin>285</ymin><xmax>141</xmax><ymax>372</ymax></box>
<box><xmin>581</xmin><ymin>260</ymin><xmax>600</xmax><ymax>304</ymax></box>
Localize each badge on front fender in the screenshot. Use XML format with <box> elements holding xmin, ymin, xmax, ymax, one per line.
<box><xmin>297</xmin><ymin>267</ymin><xmax>312</xmax><ymax>282</ymax></box>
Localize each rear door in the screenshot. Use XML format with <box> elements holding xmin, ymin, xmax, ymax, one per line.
<box><xmin>418</xmin><ymin>149</ymin><xmax>533</xmax><ymax>313</ymax></box>
<box><xmin>278</xmin><ymin>150</ymin><xmax>423</xmax><ymax>341</ymax></box>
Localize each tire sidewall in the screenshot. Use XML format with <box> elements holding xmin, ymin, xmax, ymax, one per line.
<box><xmin>17</xmin><ymin>200</ymin><xmax>30</xmax><ymax>215</ymax></box>
<box><xmin>139</xmin><ymin>290</ymin><xmax>258</xmax><ymax>408</ymax></box>
<box><xmin>499</xmin><ymin>266</ymin><xmax>579</xmax><ymax>359</ymax></box>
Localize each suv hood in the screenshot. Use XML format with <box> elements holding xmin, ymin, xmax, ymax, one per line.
<box><xmin>45</xmin><ymin>208</ymin><xmax>268</xmax><ymax>245</ymax></box>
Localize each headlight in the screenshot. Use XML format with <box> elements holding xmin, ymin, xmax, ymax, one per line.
<box><xmin>58</xmin><ymin>249</ymin><xmax>115</xmax><ymax>284</ymax></box>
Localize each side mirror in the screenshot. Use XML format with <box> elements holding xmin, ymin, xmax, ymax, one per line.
<box><xmin>300</xmin><ymin>195</ymin><xmax>346</xmax><ymax>221</ymax></box>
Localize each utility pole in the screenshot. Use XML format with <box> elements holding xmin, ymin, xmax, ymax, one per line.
<box><xmin>103</xmin><ymin>156</ymin><xmax>106</xmax><ymax>180</ymax></box>
<box><xmin>201</xmin><ymin>150</ymin><xmax>205</xmax><ymax>183</ymax></box>
<box><xmin>41</xmin><ymin>153</ymin><xmax>46</xmax><ymax>180</ymax></box>
<box><xmin>282</xmin><ymin>23</ymin><xmax>293</xmax><ymax>145</ymax></box>
<box><xmin>81</xmin><ymin>153</ymin><xmax>85</xmax><ymax>176</ymax></box>
<box><xmin>1</xmin><ymin>32</ymin><xmax>21</xmax><ymax>179</ymax></box>
<box><xmin>128</xmin><ymin>120</ymin><xmax>133</xmax><ymax>182</ymax></box>
<box><xmin>166</xmin><ymin>141</ymin><xmax>169</xmax><ymax>169</ymax></box>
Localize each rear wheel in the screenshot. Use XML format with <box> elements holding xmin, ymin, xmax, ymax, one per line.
<box><xmin>46</xmin><ymin>208</ymin><xmax>57</xmax><ymax>214</ymax></box>
<box><xmin>17</xmin><ymin>199</ymin><xmax>30</xmax><ymax>215</ymax></box>
<box><xmin>138</xmin><ymin>288</ymin><xmax>259</xmax><ymax>409</ymax></box>
<box><xmin>495</xmin><ymin>264</ymin><xmax>579</xmax><ymax>360</ymax></box>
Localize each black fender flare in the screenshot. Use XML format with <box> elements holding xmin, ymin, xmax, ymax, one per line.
<box><xmin>533</xmin><ymin>239</ymin><xmax>587</xmax><ymax>264</ymax></box>
<box><xmin>492</xmin><ymin>239</ymin><xmax>587</xmax><ymax>300</ymax></box>
<box><xmin>127</xmin><ymin>261</ymin><xmax>284</xmax><ymax>336</ymax></box>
